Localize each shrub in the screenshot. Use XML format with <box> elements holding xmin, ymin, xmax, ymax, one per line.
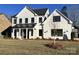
<box><xmin>35</xmin><ymin>37</ymin><xmax>41</xmax><ymax>40</ymax></box>
<box><xmin>45</xmin><ymin>43</ymin><xmax>64</xmax><ymax>49</ymax></box>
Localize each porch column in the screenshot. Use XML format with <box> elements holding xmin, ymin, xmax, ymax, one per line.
<box><xmin>19</xmin><ymin>29</ymin><xmax>22</xmax><ymax>40</ymax></box>
<box><xmin>12</xmin><ymin>29</ymin><xmax>15</xmax><ymax>39</ymax></box>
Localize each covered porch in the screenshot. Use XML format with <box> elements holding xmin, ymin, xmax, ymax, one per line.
<box><xmin>11</xmin><ymin>23</ymin><xmax>36</xmax><ymax>39</ymax></box>
<box><xmin>12</xmin><ymin>28</ymin><xmax>33</xmax><ymax>39</ymax></box>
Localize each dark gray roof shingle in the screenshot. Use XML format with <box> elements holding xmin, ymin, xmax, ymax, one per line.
<box><xmin>32</xmin><ymin>8</ymin><xmax>48</xmax><ymax>16</ymax></box>
<box><xmin>12</xmin><ymin>7</ymin><xmax>48</xmax><ymax>17</ymax></box>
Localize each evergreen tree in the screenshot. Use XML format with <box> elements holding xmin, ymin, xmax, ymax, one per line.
<box><xmin>61</xmin><ymin>6</ymin><xmax>68</xmax><ymax>17</ymax></box>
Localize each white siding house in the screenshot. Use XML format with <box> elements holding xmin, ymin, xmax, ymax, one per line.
<box><xmin>11</xmin><ymin>6</ymin><xmax>49</xmax><ymax>39</ymax></box>
<box><xmin>43</xmin><ymin>9</ymin><xmax>72</xmax><ymax>39</ymax></box>
<box><xmin>11</xmin><ymin>6</ymin><xmax>72</xmax><ymax>40</ymax></box>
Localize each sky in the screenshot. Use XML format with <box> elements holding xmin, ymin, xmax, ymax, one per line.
<box><xmin>0</xmin><ymin>4</ymin><xmax>77</xmax><ymax>16</ymax></box>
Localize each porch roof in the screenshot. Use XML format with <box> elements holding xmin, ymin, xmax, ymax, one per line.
<box><xmin>12</xmin><ymin>23</ymin><xmax>36</xmax><ymax>28</ymax></box>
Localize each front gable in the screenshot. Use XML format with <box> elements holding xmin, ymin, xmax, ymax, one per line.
<box><xmin>44</xmin><ymin>9</ymin><xmax>72</xmax><ymax>24</ymax></box>
<box><xmin>52</xmin><ymin>9</ymin><xmax>67</xmax><ymax>23</ymax></box>
<box><xmin>43</xmin><ymin>9</ymin><xmax>73</xmax><ymax>31</ymax></box>
<box><xmin>16</xmin><ymin>6</ymin><xmax>37</xmax><ymax>18</ymax></box>
<box><xmin>54</xmin><ymin>9</ymin><xmax>72</xmax><ymax>24</ymax></box>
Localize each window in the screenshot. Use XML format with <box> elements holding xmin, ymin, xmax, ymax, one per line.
<box><xmin>31</xmin><ymin>29</ymin><xmax>33</xmax><ymax>36</ymax></box>
<box><xmin>39</xmin><ymin>17</ymin><xmax>42</xmax><ymax>23</ymax></box>
<box><xmin>39</xmin><ymin>29</ymin><xmax>43</xmax><ymax>36</ymax></box>
<box><xmin>19</xmin><ymin>18</ymin><xmax>22</xmax><ymax>24</ymax></box>
<box><xmin>53</xmin><ymin>16</ymin><xmax>60</xmax><ymax>22</ymax></box>
<box><xmin>31</xmin><ymin>18</ymin><xmax>34</xmax><ymax>23</ymax></box>
<box><xmin>51</xmin><ymin>29</ymin><xmax>63</xmax><ymax>36</ymax></box>
<box><xmin>14</xmin><ymin>18</ymin><xmax>17</xmax><ymax>24</ymax></box>
<box><xmin>51</xmin><ymin>29</ymin><xmax>54</xmax><ymax>36</ymax></box>
<box><xmin>25</xmin><ymin>18</ymin><xmax>28</xmax><ymax>23</ymax></box>
<box><xmin>29</xmin><ymin>29</ymin><xmax>33</xmax><ymax>36</ymax></box>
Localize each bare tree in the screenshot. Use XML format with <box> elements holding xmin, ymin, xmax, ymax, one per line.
<box><xmin>68</xmin><ymin>5</ymin><xmax>79</xmax><ymax>27</ymax></box>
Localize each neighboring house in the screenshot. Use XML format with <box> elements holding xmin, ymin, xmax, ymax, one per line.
<box><xmin>11</xmin><ymin>6</ymin><xmax>49</xmax><ymax>39</ymax></box>
<box><xmin>11</xmin><ymin>6</ymin><xmax>72</xmax><ymax>40</ymax></box>
<box><xmin>0</xmin><ymin>13</ymin><xmax>11</xmax><ymax>37</ymax></box>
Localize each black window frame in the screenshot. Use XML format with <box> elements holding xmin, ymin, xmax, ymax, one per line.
<box><xmin>31</xmin><ymin>29</ymin><xmax>33</xmax><ymax>36</ymax></box>
<box><xmin>29</xmin><ymin>29</ymin><xmax>33</xmax><ymax>36</ymax></box>
<box><xmin>51</xmin><ymin>29</ymin><xmax>63</xmax><ymax>36</ymax></box>
<box><xmin>31</xmin><ymin>17</ymin><xmax>34</xmax><ymax>23</ymax></box>
<box><xmin>39</xmin><ymin>29</ymin><xmax>43</xmax><ymax>36</ymax></box>
<box><xmin>39</xmin><ymin>17</ymin><xmax>42</xmax><ymax>23</ymax></box>
<box><xmin>25</xmin><ymin>18</ymin><xmax>28</xmax><ymax>23</ymax></box>
<box><xmin>53</xmin><ymin>16</ymin><xmax>60</xmax><ymax>22</ymax></box>
<box><xmin>14</xmin><ymin>18</ymin><xmax>17</xmax><ymax>24</ymax></box>
<box><xmin>19</xmin><ymin>18</ymin><xmax>22</xmax><ymax>24</ymax></box>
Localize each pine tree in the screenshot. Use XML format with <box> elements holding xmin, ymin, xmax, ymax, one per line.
<box><xmin>61</xmin><ymin>6</ymin><xmax>68</xmax><ymax>17</ymax></box>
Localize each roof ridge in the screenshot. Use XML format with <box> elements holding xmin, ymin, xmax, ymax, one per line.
<box><xmin>26</xmin><ymin>6</ymin><xmax>37</xmax><ymax>15</ymax></box>
<box><xmin>32</xmin><ymin>8</ymin><xmax>48</xmax><ymax>10</ymax></box>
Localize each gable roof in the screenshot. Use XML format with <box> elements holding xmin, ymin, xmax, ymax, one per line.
<box><xmin>26</xmin><ymin>6</ymin><xmax>37</xmax><ymax>15</ymax></box>
<box><xmin>12</xmin><ymin>6</ymin><xmax>37</xmax><ymax>17</ymax></box>
<box><xmin>12</xmin><ymin>7</ymin><xmax>48</xmax><ymax>17</ymax></box>
<box><xmin>55</xmin><ymin>9</ymin><xmax>72</xmax><ymax>24</ymax></box>
<box><xmin>32</xmin><ymin>8</ymin><xmax>48</xmax><ymax>16</ymax></box>
<box><xmin>0</xmin><ymin>14</ymin><xmax>11</xmax><ymax>32</ymax></box>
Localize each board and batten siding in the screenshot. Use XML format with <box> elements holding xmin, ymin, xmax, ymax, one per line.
<box><xmin>43</xmin><ymin>9</ymin><xmax>72</xmax><ymax>39</ymax></box>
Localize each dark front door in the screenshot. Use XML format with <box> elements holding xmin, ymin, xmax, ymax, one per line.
<box><xmin>14</xmin><ymin>29</ymin><xmax>17</xmax><ymax>38</ymax></box>
<box><xmin>27</xmin><ymin>29</ymin><xmax>29</xmax><ymax>39</ymax></box>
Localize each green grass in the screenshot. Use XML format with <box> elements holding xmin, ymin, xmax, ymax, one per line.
<box><xmin>0</xmin><ymin>39</ymin><xmax>79</xmax><ymax>55</ymax></box>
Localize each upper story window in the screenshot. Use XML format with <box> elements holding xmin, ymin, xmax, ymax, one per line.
<box><xmin>25</xmin><ymin>18</ymin><xmax>28</xmax><ymax>23</ymax></box>
<box><xmin>39</xmin><ymin>17</ymin><xmax>42</xmax><ymax>23</ymax></box>
<box><xmin>19</xmin><ymin>18</ymin><xmax>22</xmax><ymax>24</ymax></box>
<box><xmin>53</xmin><ymin>16</ymin><xmax>60</xmax><ymax>22</ymax></box>
<box><xmin>31</xmin><ymin>18</ymin><xmax>34</xmax><ymax>23</ymax></box>
<box><xmin>14</xmin><ymin>18</ymin><xmax>17</xmax><ymax>24</ymax></box>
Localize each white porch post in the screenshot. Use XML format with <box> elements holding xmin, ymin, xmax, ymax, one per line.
<box><xmin>12</xmin><ymin>29</ymin><xmax>15</xmax><ymax>39</ymax></box>
<box><xmin>19</xmin><ymin>29</ymin><xmax>22</xmax><ymax>40</ymax></box>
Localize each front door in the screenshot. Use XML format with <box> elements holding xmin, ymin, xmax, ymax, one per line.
<box><xmin>22</xmin><ymin>29</ymin><xmax>26</xmax><ymax>39</ymax></box>
<box><xmin>27</xmin><ymin>29</ymin><xmax>29</xmax><ymax>39</ymax></box>
<box><xmin>14</xmin><ymin>29</ymin><xmax>17</xmax><ymax>38</ymax></box>
<box><xmin>27</xmin><ymin>29</ymin><xmax>33</xmax><ymax>39</ymax></box>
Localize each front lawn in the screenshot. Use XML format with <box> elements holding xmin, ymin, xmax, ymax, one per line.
<box><xmin>0</xmin><ymin>39</ymin><xmax>78</xmax><ymax>55</ymax></box>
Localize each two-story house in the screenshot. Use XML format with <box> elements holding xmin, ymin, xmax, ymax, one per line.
<box><xmin>11</xmin><ymin>6</ymin><xmax>72</xmax><ymax>40</ymax></box>
<box><xmin>11</xmin><ymin>6</ymin><xmax>49</xmax><ymax>39</ymax></box>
